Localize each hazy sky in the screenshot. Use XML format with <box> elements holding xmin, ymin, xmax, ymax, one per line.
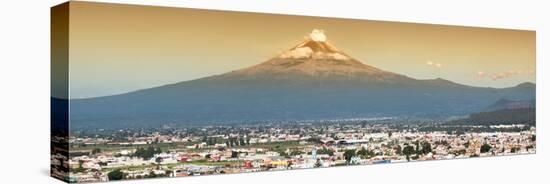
<box><xmin>65</xmin><ymin>2</ymin><xmax>535</xmax><ymax>98</ymax></box>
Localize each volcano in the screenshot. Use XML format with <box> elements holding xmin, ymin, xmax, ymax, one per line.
<box><xmin>70</xmin><ymin>29</ymin><xmax>535</xmax><ymax>129</ymax></box>
<box><xmin>225</xmin><ymin>29</ymin><xmax>410</xmax><ymax>83</ymax></box>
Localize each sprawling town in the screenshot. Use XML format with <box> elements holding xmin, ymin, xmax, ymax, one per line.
<box><xmin>52</xmin><ymin>120</ymin><xmax>536</xmax><ymax>183</ymax></box>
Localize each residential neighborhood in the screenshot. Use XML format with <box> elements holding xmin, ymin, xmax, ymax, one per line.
<box><xmin>53</xmin><ymin>121</ymin><xmax>536</xmax><ymax>183</ymax></box>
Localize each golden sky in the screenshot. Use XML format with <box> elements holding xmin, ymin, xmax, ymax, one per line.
<box><xmin>63</xmin><ymin>2</ymin><xmax>535</xmax><ymax>98</ymax></box>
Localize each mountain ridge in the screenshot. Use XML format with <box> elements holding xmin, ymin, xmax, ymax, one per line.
<box><xmin>69</xmin><ymin>29</ymin><xmax>536</xmax><ymax>129</ymax></box>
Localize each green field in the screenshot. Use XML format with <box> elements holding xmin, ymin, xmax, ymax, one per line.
<box><xmin>71</xmin><ymin>140</ymin><xmax>306</xmax><ymax>153</ymax></box>
<box><xmin>101</xmin><ymin>160</ymin><xmax>243</xmax><ymax>172</ymax></box>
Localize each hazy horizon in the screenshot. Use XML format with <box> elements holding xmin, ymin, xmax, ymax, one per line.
<box><xmin>59</xmin><ymin>2</ymin><xmax>535</xmax><ymax>99</ymax></box>
<box><xmin>67</xmin><ymin>66</ymin><xmax>536</xmax><ymax>100</ymax></box>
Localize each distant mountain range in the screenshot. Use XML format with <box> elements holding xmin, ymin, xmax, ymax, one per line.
<box><xmin>485</xmin><ymin>98</ymin><xmax>535</xmax><ymax>112</ymax></box>
<box><xmin>448</xmin><ymin>108</ymin><xmax>535</xmax><ymax>126</ymax></box>
<box><xmin>68</xmin><ymin>30</ymin><xmax>536</xmax><ymax>129</ymax></box>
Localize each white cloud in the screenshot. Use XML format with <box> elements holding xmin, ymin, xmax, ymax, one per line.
<box><xmin>426</xmin><ymin>61</ymin><xmax>443</xmax><ymax>68</ymax></box>
<box><xmin>486</xmin><ymin>69</ymin><xmax>535</xmax><ymax>80</ymax></box>
<box><xmin>310</xmin><ymin>29</ymin><xmax>327</xmax><ymax>42</ymax></box>
<box><xmin>426</xmin><ymin>61</ymin><xmax>434</xmax><ymax>66</ymax></box>
<box><xmin>477</xmin><ymin>71</ymin><xmax>485</xmax><ymax>77</ymax></box>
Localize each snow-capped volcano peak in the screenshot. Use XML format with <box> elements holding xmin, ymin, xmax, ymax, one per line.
<box><xmin>227</xmin><ymin>29</ymin><xmax>409</xmax><ymax>81</ymax></box>
<box><xmin>279</xmin><ymin>29</ymin><xmax>348</xmax><ymax>60</ymax></box>
<box><xmin>309</xmin><ymin>29</ymin><xmax>327</xmax><ymax>42</ymax></box>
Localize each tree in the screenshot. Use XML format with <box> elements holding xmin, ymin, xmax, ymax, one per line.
<box><xmin>317</xmin><ymin>147</ymin><xmax>334</xmax><ymax>156</ymax></box>
<box><xmin>290</xmin><ymin>150</ymin><xmax>303</xmax><ymax>156</ymax></box>
<box><xmin>480</xmin><ymin>143</ymin><xmax>492</xmax><ymax>153</ymax></box>
<box><xmin>239</xmin><ymin>137</ymin><xmax>246</xmax><ymax>146</ymax></box>
<box><xmin>108</xmin><ymin>169</ymin><xmax>124</xmax><ymax>181</ymax></box>
<box><xmin>231</xmin><ymin>151</ymin><xmax>239</xmax><ymax>158</ymax></box>
<box><xmin>91</xmin><ymin>148</ymin><xmax>101</xmax><ymax>155</ymax></box>
<box><xmin>421</xmin><ymin>142</ymin><xmax>432</xmax><ymax>154</ymax></box>
<box><xmin>314</xmin><ymin>158</ymin><xmax>322</xmax><ymax>168</ymax></box>
<box><xmin>73</xmin><ymin>160</ymin><xmax>85</xmax><ymax>173</ymax></box>
<box><xmin>155</xmin><ymin>157</ymin><xmax>163</xmax><ymax>169</ymax></box>
<box><xmin>165</xmin><ymin>170</ymin><xmax>173</xmax><ymax>177</ymax></box>
<box><xmin>395</xmin><ymin>145</ymin><xmax>402</xmax><ymax>155</ymax></box>
<box><xmin>402</xmin><ymin>145</ymin><xmax>415</xmax><ymax>161</ymax></box>
<box><xmin>357</xmin><ymin>147</ymin><xmax>369</xmax><ymax>158</ymax></box>
<box><xmin>206</xmin><ymin>137</ymin><xmax>218</xmax><ymax>146</ymax></box>
<box><xmin>229</xmin><ymin>138</ymin><xmax>236</xmax><ymax>147</ymax></box>
<box><xmin>436</xmin><ymin>140</ymin><xmax>449</xmax><ymax>146</ymax></box>
<box><xmin>343</xmin><ymin>150</ymin><xmax>356</xmax><ymax>164</ymax></box>
<box><xmin>133</xmin><ymin>146</ymin><xmax>162</xmax><ymax>159</ymax></box>
<box><xmin>278</xmin><ymin>150</ymin><xmax>289</xmax><ymax>157</ymax></box>
<box><xmin>155</xmin><ymin>157</ymin><xmax>163</xmax><ymax>164</ymax></box>
<box><xmin>147</xmin><ymin>171</ymin><xmax>157</xmax><ymax>178</ymax></box>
